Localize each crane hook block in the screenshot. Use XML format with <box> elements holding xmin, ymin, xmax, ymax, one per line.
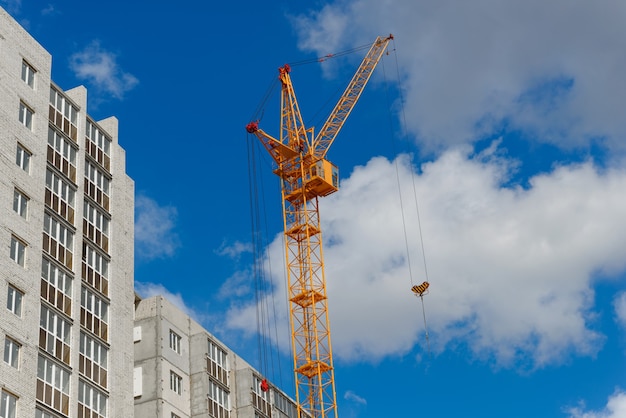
<box><xmin>411</xmin><ymin>281</ymin><xmax>430</xmax><ymax>296</ymax></box>
<box><xmin>260</xmin><ymin>378</ymin><xmax>270</xmax><ymax>392</ymax></box>
<box><xmin>246</xmin><ymin>121</ymin><xmax>259</xmax><ymax>133</ymax></box>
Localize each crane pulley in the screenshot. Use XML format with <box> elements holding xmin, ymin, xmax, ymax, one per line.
<box><xmin>247</xmin><ymin>34</ymin><xmax>393</xmax><ymax>418</ymax></box>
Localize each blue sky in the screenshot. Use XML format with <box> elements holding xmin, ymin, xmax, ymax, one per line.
<box><xmin>5</xmin><ymin>0</ymin><xmax>626</xmax><ymax>417</ymax></box>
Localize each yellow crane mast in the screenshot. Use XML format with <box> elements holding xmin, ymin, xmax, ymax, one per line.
<box><xmin>246</xmin><ymin>34</ymin><xmax>393</xmax><ymax>418</ymax></box>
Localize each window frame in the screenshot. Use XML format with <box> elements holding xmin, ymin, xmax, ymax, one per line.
<box><xmin>207</xmin><ymin>338</ymin><xmax>229</xmax><ymax>386</ymax></box>
<box><xmin>0</xmin><ymin>390</ymin><xmax>17</xmax><ymax>418</ymax></box>
<box><xmin>35</xmin><ymin>408</ymin><xmax>57</xmax><ymax>418</ymax></box>
<box><xmin>43</xmin><ymin>213</ymin><xmax>74</xmax><ymax>249</ymax></box>
<box><xmin>36</xmin><ymin>355</ymin><xmax>70</xmax><ymax>415</ymax></box>
<box><xmin>208</xmin><ymin>379</ymin><xmax>230</xmax><ymax>409</ymax></box>
<box><xmin>170</xmin><ymin>371</ymin><xmax>182</xmax><ymax>395</ymax></box>
<box><xmin>274</xmin><ymin>390</ymin><xmax>297</xmax><ymax>418</ymax></box>
<box><xmin>49</xmin><ymin>87</ymin><xmax>79</xmax><ymax>140</ymax></box>
<box><xmin>169</xmin><ymin>330</ymin><xmax>181</xmax><ymax>354</ymax></box>
<box><xmin>81</xmin><ymin>287</ymin><xmax>109</xmax><ymax>323</ymax></box>
<box><xmin>37</xmin><ymin>355</ymin><xmax>70</xmax><ymax>394</ymax></box>
<box><xmin>6</xmin><ymin>285</ymin><xmax>23</xmax><ymax>316</ymax></box>
<box><xmin>41</xmin><ymin>258</ymin><xmax>73</xmax><ymax>298</ymax></box>
<box><xmin>21</xmin><ymin>60</ymin><xmax>36</xmax><ymax>88</ymax></box>
<box><xmin>85</xmin><ymin>161</ymin><xmax>110</xmax><ymax>194</ymax></box>
<box><xmin>15</xmin><ymin>143</ymin><xmax>31</xmax><ymax>172</ymax></box>
<box><xmin>80</xmin><ymin>331</ymin><xmax>108</xmax><ymax>369</ymax></box>
<box><xmin>18</xmin><ymin>101</ymin><xmax>33</xmax><ymax>130</ymax></box>
<box><xmin>13</xmin><ymin>189</ymin><xmax>29</xmax><ymax>218</ymax></box>
<box><xmin>78</xmin><ymin>380</ymin><xmax>108</xmax><ymax>416</ymax></box>
<box><xmin>39</xmin><ymin>304</ymin><xmax>72</xmax><ymax>363</ymax></box>
<box><xmin>47</xmin><ymin>127</ymin><xmax>78</xmax><ymax>180</ymax></box>
<box><xmin>3</xmin><ymin>336</ymin><xmax>20</xmax><ymax>369</ymax></box>
<box><xmin>45</xmin><ymin>169</ymin><xmax>76</xmax><ymax>208</ymax></box>
<box><xmin>86</xmin><ymin>120</ymin><xmax>112</xmax><ymax>156</ymax></box>
<box><xmin>9</xmin><ymin>236</ymin><xmax>26</xmax><ymax>267</ymax></box>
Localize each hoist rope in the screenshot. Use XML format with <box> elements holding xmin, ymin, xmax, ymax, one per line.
<box><xmin>393</xmin><ymin>40</ymin><xmax>431</xmax><ymax>285</ymax></box>
<box><xmin>381</xmin><ymin>58</ymin><xmax>416</xmax><ymax>287</ymax></box>
<box><xmin>383</xmin><ymin>39</ymin><xmax>432</xmax><ymax>356</ymax></box>
<box><xmin>246</xmin><ymin>133</ymin><xmax>284</xmax><ymax>387</ymax></box>
<box><xmin>287</xmin><ymin>41</ymin><xmax>374</xmax><ymax>67</ymax></box>
<box><xmin>251</xmin><ymin>76</ymin><xmax>280</xmax><ymax>124</ymax></box>
<box><xmin>420</xmin><ymin>295</ymin><xmax>432</xmax><ymax>358</ymax></box>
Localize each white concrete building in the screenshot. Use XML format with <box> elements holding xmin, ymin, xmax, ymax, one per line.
<box><xmin>134</xmin><ymin>295</ymin><xmax>301</xmax><ymax>418</ymax></box>
<box><xmin>0</xmin><ymin>7</ymin><xmax>135</xmax><ymax>418</ymax></box>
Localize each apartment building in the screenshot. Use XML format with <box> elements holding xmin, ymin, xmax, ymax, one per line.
<box><xmin>134</xmin><ymin>295</ymin><xmax>302</xmax><ymax>418</ymax></box>
<box><xmin>0</xmin><ymin>7</ymin><xmax>135</xmax><ymax>418</ymax></box>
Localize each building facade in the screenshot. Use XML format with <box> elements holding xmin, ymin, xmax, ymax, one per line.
<box><xmin>134</xmin><ymin>296</ymin><xmax>302</xmax><ymax>418</ymax></box>
<box><xmin>0</xmin><ymin>7</ymin><xmax>135</xmax><ymax>418</ymax></box>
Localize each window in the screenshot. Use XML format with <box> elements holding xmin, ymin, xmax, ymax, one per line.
<box><xmin>82</xmin><ymin>243</ymin><xmax>109</xmax><ymax>295</ymax></box>
<box><xmin>49</xmin><ymin>88</ymin><xmax>78</xmax><ymax>140</ymax></box>
<box><xmin>86</xmin><ymin>120</ymin><xmax>112</xmax><ymax>171</ymax></box>
<box><xmin>41</xmin><ymin>258</ymin><xmax>73</xmax><ymax>315</ymax></box>
<box><xmin>207</xmin><ymin>339</ymin><xmax>229</xmax><ymax>386</ymax></box>
<box><xmin>83</xmin><ymin>201</ymin><xmax>110</xmax><ymax>252</ymax></box>
<box><xmin>35</xmin><ymin>408</ymin><xmax>57</xmax><ymax>418</ymax></box>
<box><xmin>47</xmin><ymin>127</ymin><xmax>77</xmax><ymax>181</ymax></box>
<box><xmin>252</xmin><ymin>375</ymin><xmax>271</xmax><ymax>416</ymax></box>
<box><xmin>171</xmin><ymin>414</ymin><xmax>181</xmax><ymax>418</ymax></box>
<box><xmin>6</xmin><ymin>285</ymin><xmax>23</xmax><ymax>316</ymax></box>
<box><xmin>170</xmin><ymin>371</ymin><xmax>182</xmax><ymax>395</ymax></box>
<box><xmin>43</xmin><ymin>213</ymin><xmax>74</xmax><ymax>269</ymax></box>
<box><xmin>78</xmin><ymin>380</ymin><xmax>107</xmax><ymax>417</ymax></box>
<box><xmin>207</xmin><ymin>380</ymin><xmax>230</xmax><ymax>418</ymax></box>
<box><xmin>40</xmin><ymin>305</ymin><xmax>71</xmax><ymax>364</ymax></box>
<box><xmin>45</xmin><ymin>169</ymin><xmax>76</xmax><ymax>224</ymax></box>
<box><xmin>0</xmin><ymin>390</ymin><xmax>17</xmax><ymax>418</ymax></box>
<box><xmin>84</xmin><ymin>161</ymin><xmax>110</xmax><ymax>210</ymax></box>
<box><xmin>13</xmin><ymin>189</ymin><xmax>28</xmax><ymax>218</ymax></box>
<box><xmin>43</xmin><ymin>213</ymin><xmax>74</xmax><ymax>248</ymax></box>
<box><xmin>21</xmin><ymin>60</ymin><xmax>36</xmax><ymax>88</ymax></box>
<box><xmin>15</xmin><ymin>144</ymin><xmax>31</xmax><ymax>172</ymax></box>
<box><xmin>45</xmin><ymin>168</ymin><xmax>76</xmax><ymax>207</ymax></box>
<box><xmin>79</xmin><ymin>332</ymin><xmax>108</xmax><ymax>388</ymax></box>
<box><xmin>18</xmin><ymin>101</ymin><xmax>33</xmax><ymax>130</ymax></box>
<box><xmin>3</xmin><ymin>337</ymin><xmax>20</xmax><ymax>369</ymax></box>
<box><xmin>169</xmin><ymin>330</ymin><xmax>181</xmax><ymax>354</ymax></box>
<box><xmin>80</xmin><ymin>287</ymin><xmax>109</xmax><ymax>341</ymax></box>
<box><xmin>274</xmin><ymin>391</ymin><xmax>297</xmax><ymax>418</ymax></box>
<box><xmin>10</xmin><ymin>236</ymin><xmax>26</xmax><ymax>267</ymax></box>
<box><xmin>36</xmin><ymin>355</ymin><xmax>70</xmax><ymax>415</ymax></box>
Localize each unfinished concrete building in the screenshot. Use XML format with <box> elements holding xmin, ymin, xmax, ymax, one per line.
<box><xmin>134</xmin><ymin>295</ymin><xmax>301</xmax><ymax>418</ymax></box>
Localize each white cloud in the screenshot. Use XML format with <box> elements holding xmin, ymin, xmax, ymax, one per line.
<box><xmin>0</xmin><ymin>0</ymin><xmax>22</xmax><ymax>14</ymax></box>
<box><xmin>135</xmin><ymin>194</ymin><xmax>180</xmax><ymax>260</ymax></box>
<box><xmin>215</xmin><ymin>240</ymin><xmax>253</xmax><ymax>259</ymax></box>
<box><xmin>344</xmin><ymin>390</ymin><xmax>367</xmax><ymax>406</ymax></box>
<box><xmin>135</xmin><ymin>281</ymin><xmax>203</xmax><ymax>322</ymax></box>
<box><xmin>224</xmin><ymin>149</ymin><xmax>626</xmax><ymax>367</ymax></box>
<box><xmin>567</xmin><ymin>390</ymin><xmax>626</xmax><ymax>418</ymax></box>
<box><xmin>69</xmin><ymin>40</ymin><xmax>138</xmax><ymax>99</ymax></box>
<box><xmin>292</xmin><ymin>0</ymin><xmax>626</xmax><ymax>154</ymax></box>
<box><xmin>614</xmin><ymin>292</ymin><xmax>626</xmax><ymax>329</ymax></box>
<box><xmin>40</xmin><ymin>4</ymin><xmax>57</xmax><ymax>16</ymax></box>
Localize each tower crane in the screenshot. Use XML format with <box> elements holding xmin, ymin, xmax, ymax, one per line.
<box><xmin>246</xmin><ymin>34</ymin><xmax>393</xmax><ymax>418</ymax></box>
